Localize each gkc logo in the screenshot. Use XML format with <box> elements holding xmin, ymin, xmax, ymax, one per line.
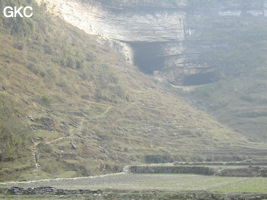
<box><xmin>3</xmin><ymin>6</ymin><xmax>33</xmax><ymax>18</ymax></box>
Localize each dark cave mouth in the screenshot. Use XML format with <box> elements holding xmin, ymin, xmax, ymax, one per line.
<box><xmin>182</xmin><ymin>72</ymin><xmax>220</xmax><ymax>86</ymax></box>
<box><xmin>130</xmin><ymin>42</ymin><xmax>167</xmax><ymax>74</ymax></box>
<box><xmin>130</xmin><ymin>41</ymin><xmax>220</xmax><ymax>86</ymax></box>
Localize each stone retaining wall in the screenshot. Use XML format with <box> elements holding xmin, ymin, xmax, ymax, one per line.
<box><xmin>126</xmin><ymin>166</ymin><xmax>215</xmax><ymax>175</ymax></box>
<box><xmin>125</xmin><ymin>165</ymin><xmax>267</xmax><ymax>177</ymax></box>
<box><xmin>4</xmin><ymin>187</ymin><xmax>267</xmax><ymax>200</ymax></box>
<box><xmin>174</xmin><ymin>162</ymin><xmax>267</xmax><ymax>166</ymax></box>
<box><xmin>8</xmin><ymin>187</ymin><xmax>102</xmax><ymax>195</ymax></box>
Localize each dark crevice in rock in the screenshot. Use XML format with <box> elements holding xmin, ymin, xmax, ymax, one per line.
<box><xmin>130</xmin><ymin>42</ymin><xmax>167</xmax><ymax>74</ymax></box>
<box><xmin>182</xmin><ymin>72</ymin><xmax>220</xmax><ymax>86</ymax></box>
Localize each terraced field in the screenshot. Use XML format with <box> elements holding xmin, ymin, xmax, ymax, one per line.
<box><xmin>1</xmin><ymin>173</ymin><xmax>267</xmax><ymax>193</ymax></box>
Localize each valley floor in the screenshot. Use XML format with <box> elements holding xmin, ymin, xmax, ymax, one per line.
<box><xmin>1</xmin><ymin>173</ymin><xmax>267</xmax><ymax>193</ymax></box>
<box><xmin>1</xmin><ymin>172</ymin><xmax>267</xmax><ymax>199</ymax></box>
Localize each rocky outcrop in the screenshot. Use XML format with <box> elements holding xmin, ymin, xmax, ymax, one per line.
<box><xmin>37</xmin><ymin>0</ymin><xmax>185</xmax><ymax>42</ymax></box>
<box><xmin>36</xmin><ymin>0</ymin><xmax>267</xmax><ymax>85</ymax></box>
<box><xmin>36</xmin><ymin>0</ymin><xmax>185</xmax><ymax>68</ymax></box>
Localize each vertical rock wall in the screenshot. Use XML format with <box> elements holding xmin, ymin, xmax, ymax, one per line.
<box><xmin>36</xmin><ymin>0</ymin><xmax>267</xmax><ymax>86</ymax></box>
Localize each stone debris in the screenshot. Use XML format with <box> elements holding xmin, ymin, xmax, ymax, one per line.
<box><xmin>8</xmin><ymin>187</ymin><xmax>102</xmax><ymax>195</ymax></box>
<box><xmin>27</xmin><ymin>115</ymin><xmax>34</xmax><ymax>121</ymax></box>
<box><xmin>70</xmin><ymin>142</ymin><xmax>77</xmax><ymax>150</ymax></box>
<box><xmin>6</xmin><ymin>187</ymin><xmax>267</xmax><ymax>199</ymax></box>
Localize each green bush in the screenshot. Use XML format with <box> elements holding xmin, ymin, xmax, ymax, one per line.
<box><xmin>40</xmin><ymin>95</ymin><xmax>52</xmax><ymax>106</ymax></box>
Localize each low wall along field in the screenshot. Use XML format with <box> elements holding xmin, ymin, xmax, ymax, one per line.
<box><xmin>124</xmin><ymin>164</ymin><xmax>267</xmax><ymax>177</ymax></box>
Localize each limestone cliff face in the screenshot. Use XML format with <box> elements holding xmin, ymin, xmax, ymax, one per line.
<box><xmin>36</xmin><ymin>0</ymin><xmax>185</xmax><ymax>66</ymax></box>
<box><xmin>36</xmin><ymin>0</ymin><xmax>267</xmax><ymax>86</ymax></box>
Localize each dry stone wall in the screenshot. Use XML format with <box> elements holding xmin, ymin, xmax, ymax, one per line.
<box><xmin>125</xmin><ymin>165</ymin><xmax>267</xmax><ymax>177</ymax></box>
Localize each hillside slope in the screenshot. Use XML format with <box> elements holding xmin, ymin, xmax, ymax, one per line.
<box><xmin>0</xmin><ymin>0</ymin><xmax>264</xmax><ymax>181</ymax></box>
<box><xmin>184</xmin><ymin>13</ymin><xmax>267</xmax><ymax>142</ymax></box>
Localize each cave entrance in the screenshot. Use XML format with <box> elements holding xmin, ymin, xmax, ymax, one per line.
<box><xmin>130</xmin><ymin>42</ymin><xmax>166</xmax><ymax>74</ymax></box>
<box><xmin>182</xmin><ymin>72</ymin><xmax>220</xmax><ymax>86</ymax></box>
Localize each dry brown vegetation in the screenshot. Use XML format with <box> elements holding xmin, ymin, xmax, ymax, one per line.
<box><xmin>0</xmin><ymin>0</ymin><xmax>265</xmax><ymax>181</ymax></box>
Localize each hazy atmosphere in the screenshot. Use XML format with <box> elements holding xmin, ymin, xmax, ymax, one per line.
<box><xmin>0</xmin><ymin>0</ymin><xmax>267</xmax><ymax>199</ymax></box>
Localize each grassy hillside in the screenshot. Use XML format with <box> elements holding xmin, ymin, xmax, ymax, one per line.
<box><xmin>0</xmin><ymin>0</ymin><xmax>263</xmax><ymax>181</ymax></box>
<box><xmin>184</xmin><ymin>16</ymin><xmax>267</xmax><ymax>142</ymax></box>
